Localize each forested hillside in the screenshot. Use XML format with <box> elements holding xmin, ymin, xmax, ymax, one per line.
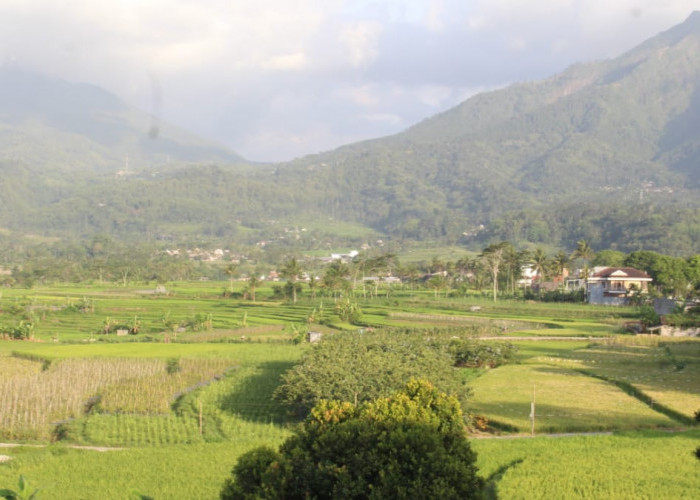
<box><xmin>1</xmin><ymin>14</ymin><xmax>700</xmax><ymax>256</ymax></box>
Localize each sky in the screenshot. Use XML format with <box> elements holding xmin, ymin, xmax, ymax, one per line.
<box><xmin>0</xmin><ymin>1</ymin><xmax>698</xmax><ymax>162</ymax></box>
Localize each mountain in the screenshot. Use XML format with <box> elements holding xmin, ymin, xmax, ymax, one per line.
<box><xmin>271</xmin><ymin>11</ymin><xmax>700</xmax><ymax>254</ymax></box>
<box><xmin>0</xmin><ymin>66</ymin><xmax>245</xmax><ymax>173</ymax></box>
<box><xmin>2</xmin><ymin>14</ymin><xmax>700</xmax><ymax>256</ymax></box>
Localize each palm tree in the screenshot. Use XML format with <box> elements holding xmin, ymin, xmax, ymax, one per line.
<box><xmin>246</xmin><ymin>274</ymin><xmax>261</xmax><ymax>302</ymax></box>
<box><xmin>224</xmin><ymin>263</ymin><xmax>237</xmax><ymax>294</ymax></box>
<box><xmin>531</xmin><ymin>248</ymin><xmax>550</xmax><ymax>282</ymax></box>
<box><xmin>323</xmin><ymin>261</ymin><xmax>350</xmax><ymax>298</ymax></box>
<box><xmin>308</xmin><ymin>275</ymin><xmax>319</xmax><ymax>300</ymax></box>
<box><xmin>427</xmin><ymin>274</ymin><xmax>448</xmax><ymax>298</ymax></box>
<box><xmin>571</xmin><ymin>239</ymin><xmax>595</xmax><ymax>282</ymax></box>
<box><xmin>501</xmin><ymin>244</ymin><xmax>529</xmax><ymax>295</ymax></box>
<box><xmin>552</xmin><ymin>251</ymin><xmax>570</xmax><ymax>280</ymax></box>
<box><xmin>280</xmin><ymin>258</ymin><xmax>302</xmax><ymax>303</ymax></box>
<box><xmin>480</xmin><ymin>242</ymin><xmax>508</xmax><ymax>302</ymax></box>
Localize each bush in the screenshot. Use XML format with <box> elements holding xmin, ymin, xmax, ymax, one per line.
<box><xmin>221</xmin><ymin>380</ymin><xmax>484</xmax><ymax>500</ymax></box>
<box><xmin>274</xmin><ymin>330</ymin><xmax>469</xmax><ymax>417</ymax></box>
<box><xmin>449</xmin><ymin>339</ymin><xmax>517</xmax><ymax>368</ymax></box>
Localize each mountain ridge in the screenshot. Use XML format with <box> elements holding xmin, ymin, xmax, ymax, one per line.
<box><xmin>0</xmin><ymin>66</ymin><xmax>246</xmax><ymax>172</ymax></box>
<box><xmin>1</xmin><ymin>14</ymin><xmax>700</xmax><ymax>255</ymax></box>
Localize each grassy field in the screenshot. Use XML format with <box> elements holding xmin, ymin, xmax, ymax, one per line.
<box><xmin>474</xmin><ymin>429</ymin><xmax>700</xmax><ymax>500</ymax></box>
<box><xmin>1</xmin><ymin>430</ymin><xmax>698</xmax><ymax>499</ymax></box>
<box><xmin>0</xmin><ymin>281</ymin><xmax>698</xmax><ymax>498</ymax></box>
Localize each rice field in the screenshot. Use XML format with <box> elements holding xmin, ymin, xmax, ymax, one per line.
<box><xmin>0</xmin><ymin>356</ymin><xmax>234</xmax><ymax>440</ymax></box>
<box><xmin>468</xmin><ymin>363</ymin><xmax>678</xmax><ymax>433</ymax></box>
<box><xmin>1</xmin><ymin>282</ymin><xmax>698</xmax><ymax>499</ymax></box>
<box><xmin>553</xmin><ymin>339</ymin><xmax>700</xmax><ymax>419</ymax></box>
<box><xmin>473</xmin><ymin>429</ymin><xmax>700</xmax><ymax>500</ymax></box>
<box><xmin>1</xmin><ymin>429</ymin><xmax>697</xmax><ymax>499</ymax></box>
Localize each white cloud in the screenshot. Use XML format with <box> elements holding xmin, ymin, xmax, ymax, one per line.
<box><xmin>339</xmin><ymin>21</ymin><xmax>383</xmax><ymax>68</ymax></box>
<box><xmin>0</xmin><ymin>0</ymin><xmax>698</xmax><ymax>161</ymax></box>
<box><xmin>261</xmin><ymin>52</ymin><xmax>309</xmax><ymax>71</ymax></box>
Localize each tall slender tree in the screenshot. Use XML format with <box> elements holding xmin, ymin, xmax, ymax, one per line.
<box><xmin>246</xmin><ymin>273</ymin><xmax>261</xmax><ymax>302</ymax></box>
<box><xmin>552</xmin><ymin>251</ymin><xmax>570</xmax><ymax>280</ymax></box>
<box><xmin>572</xmin><ymin>239</ymin><xmax>595</xmax><ymax>282</ymax></box>
<box><xmin>531</xmin><ymin>248</ymin><xmax>550</xmax><ymax>281</ymax></box>
<box><xmin>224</xmin><ymin>263</ymin><xmax>237</xmax><ymax>294</ymax></box>
<box><xmin>280</xmin><ymin>257</ymin><xmax>302</xmax><ymax>303</ymax></box>
<box><xmin>480</xmin><ymin>242</ymin><xmax>508</xmax><ymax>302</ymax></box>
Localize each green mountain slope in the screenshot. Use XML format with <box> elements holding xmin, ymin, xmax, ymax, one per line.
<box><xmin>2</xmin><ymin>14</ymin><xmax>700</xmax><ymax>256</ymax></box>
<box><xmin>0</xmin><ymin>67</ymin><xmax>245</xmax><ymax>173</ymax></box>
<box><xmin>271</xmin><ymin>11</ymin><xmax>700</xmax><ymax>253</ymax></box>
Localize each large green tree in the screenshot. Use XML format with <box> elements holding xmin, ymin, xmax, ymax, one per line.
<box><xmin>220</xmin><ymin>380</ymin><xmax>484</xmax><ymax>500</ymax></box>
<box><xmin>274</xmin><ymin>330</ymin><xmax>468</xmax><ymax>416</ymax></box>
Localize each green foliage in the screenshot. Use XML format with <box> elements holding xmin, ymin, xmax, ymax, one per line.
<box><xmin>274</xmin><ymin>330</ymin><xmax>469</xmax><ymax>417</ymax></box>
<box><xmin>165</xmin><ymin>357</ymin><xmax>181</xmax><ymax>375</ymax></box>
<box><xmin>334</xmin><ymin>298</ymin><xmax>363</xmax><ymax>324</ymax></box>
<box><xmin>0</xmin><ymin>475</ymin><xmax>41</xmax><ymax>500</ymax></box>
<box><xmin>449</xmin><ymin>340</ymin><xmax>517</xmax><ymax>368</ymax></box>
<box><xmin>221</xmin><ymin>380</ymin><xmax>484</xmax><ymax>500</ymax></box>
<box><xmin>523</xmin><ymin>288</ymin><xmax>585</xmax><ymax>303</ymax></box>
<box><xmin>0</xmin><ymin>321</ymin><xmax>34</xmax><ymax>340</ymax></box>
<box><xmin>637</xmin><ymin>305</ymin><xmax>660</xmax><ymax>329</ymax></box>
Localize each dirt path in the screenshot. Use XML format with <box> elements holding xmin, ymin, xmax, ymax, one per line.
<box><xmin>0</xmin><ymin>442</ymin><xmax>123</xmax><ymax>452</ymax></box>
<box><xmin>479</xmin><ymin>336</ymin><xmax>599</xmax><ymax>341</ymax></box>
<box><xmin>470</xmin><ymin>431</ymin><xmax>614</xmax><ymax>439</ymax></box>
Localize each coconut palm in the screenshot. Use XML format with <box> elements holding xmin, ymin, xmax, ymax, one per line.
<box><xmin>224</xmin><ymin>263</ymin><xmax>237</xmax><ymax>294</ymax></box>
<box><xmin>480</xmin><ymin>242</ymin><xmax>508</xmax><ymax>302</ymax></box>
<box><xmin>531</xmin><ymin>248</ymin><xmax>550</xmax><ymax>282</ymax></box>
<box><xmin>280</xmin><ymin>257</ymin><xmax>302</xmax><ymax>303</ymax></box>
<box><xmin>571</xmin><ymin>239</ymin><xmax>595</xmax><ymax>281</ymax></box>
<box><xmin>552</xmin><ymin>251</ymin><xmax>570</xmax><ymax>279</ymax></box>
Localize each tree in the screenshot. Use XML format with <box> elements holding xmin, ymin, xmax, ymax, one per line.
<box><xmin>322</xmin><ymin>261</ymin><xmax>350</xmax><ymax>298</ymax></box>
<box><xmin>280</xmin><ymin>257</ymin><xmax>302</xmax><ymax>303</ymax></box>
<box><xmin>480</xmin><ymin>242</ymin><xmax>508</xmax><ymax>302</ymax></box>
<box><xmin>221</xmin><ymin>380</ymin><xmax>484</xmax><ymax>500</ymax></box>
<box><xmin>224</xmin><ymin>264</ymin><xmax>237</xmax><ymax>294</ymax></box>
<box><xmin>427</xmin><ymin>273</ymin><xmax>448</xmax><ymax>298</ymax></box>
<box><xmin>571</xmin><ymin>239</ymin><xmax>595</xmax><ymax>282</ymax></box>
<box><xmin>501</xmin><ymin>244</ymin><xmax>528</xmax><ymax>295</ymax></box>
<box><xmin>552</xmin><ymin>250</ymin><xmax>570</xmax><ymax>279</ymax></box>
<box><xmin>246</xmin><ymin>274</ymin><xmax>261</xmax><ymax>302</ymax></box>
<box><xmin>274</xmin><ymin>330</ymin><xmax>469</xmax><ymax>416</ymax></box>
<box><xmin>530</xmin><ymin>247</ymin><xmax>550</xmax><ymax>282</ymax></box>
<box><xmin>592</xmin><ymin>249</ymin><xmax>625</xmax><ymax>267</ymax></box>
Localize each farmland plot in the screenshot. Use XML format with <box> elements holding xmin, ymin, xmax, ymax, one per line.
<box><xmin>468</xmin><ymin>363</ymin><xmax>677</xmax><ymax>433</ymax></box>
<box><xmin>0</xmin><ymin>356</ymin><xmax>233</xmax><ymax>440</ymax></box>
<box><xmin>554</xmin><ymin>340</ymin><xmax>700</xmax><ymax>419</ymax></box>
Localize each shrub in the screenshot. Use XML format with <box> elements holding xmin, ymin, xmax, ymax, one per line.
<box><xmin>221</xmin><ymin>380</ymin><xmax>484</xmax><ymax>500</ymax></box>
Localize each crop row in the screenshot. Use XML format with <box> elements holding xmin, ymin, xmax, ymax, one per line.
<box><xmin>0</xmin><ymin>356</ymin><xmax>233</xmax><ymax>440</ymax></box>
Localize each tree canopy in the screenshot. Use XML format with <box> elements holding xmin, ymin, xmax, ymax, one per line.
<box><xmin>220</xmin><ymin>379</ymin><xmax>484</xmax><ymax>500</ymax></box>
<box><xmin>273</xmin><ymin>330</ymin><xmax>470</xmax><ymax>417</ymax></box>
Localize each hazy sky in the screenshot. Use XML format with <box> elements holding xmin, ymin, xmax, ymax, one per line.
<box><xmin>0</xmin><ymin>1</ymin><xmax>697</xmax><ymax>162</ymax></box>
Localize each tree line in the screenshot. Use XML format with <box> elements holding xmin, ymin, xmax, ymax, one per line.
<box><xmin>1</xmin><ymin>236</ymin><xmax>698</xmax><ymax>303</ymax></box>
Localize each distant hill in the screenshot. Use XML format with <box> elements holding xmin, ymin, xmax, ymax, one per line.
<box><xmin>272</xmin><ymin>11</ymin><xmax>700</xmax><ymax>254</ymax></box>
<box><xmin>0</xmin><ymin>66</ymin><xmax>245</xmax><ymax>173</ymax></box>
<box><xmin>1</xmin><ymin>14</ymin><xmax>700</xmax><ymax>256</ymax></box>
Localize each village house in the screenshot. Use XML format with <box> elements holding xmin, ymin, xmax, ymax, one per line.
<box><xmin>586</xmin><ymin>267</ymin><xmax>652</xmax><ymax>305</ymax></box>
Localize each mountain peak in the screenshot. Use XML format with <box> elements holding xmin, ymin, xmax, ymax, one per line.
<box><xmin>655</xmin><ymin>11</ymin><xmax>700</xmax><ymax>45</ymax></box>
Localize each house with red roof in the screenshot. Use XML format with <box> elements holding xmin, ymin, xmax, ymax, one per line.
<box><xmin>587</xmin><ymin>267</ymin><xmax>653</xmax><ymax>305</ymax></box>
